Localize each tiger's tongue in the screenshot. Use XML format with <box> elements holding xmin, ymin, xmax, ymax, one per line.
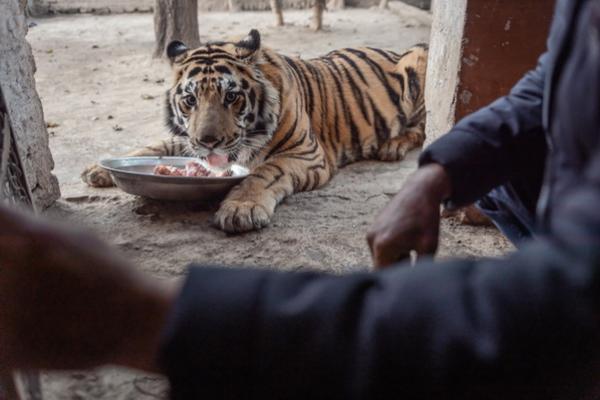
<box><xmin>207</xmin><ymin>153</ymin><xmax>229</xmax><ymax>168</ymax></box>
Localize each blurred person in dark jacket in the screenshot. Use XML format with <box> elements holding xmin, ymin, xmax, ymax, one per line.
<box><xmin>0</xmin><ymin>0</ymin><xmax>599</xmax><ymax>399</ymax></box>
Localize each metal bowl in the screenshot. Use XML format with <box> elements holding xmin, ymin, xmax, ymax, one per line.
<box><xmin>99</xmin><ymin>156</ymin><xmax>248</xmax><ymax>201</ymax></box>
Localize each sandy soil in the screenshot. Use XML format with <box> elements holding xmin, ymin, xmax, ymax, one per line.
<box><xmin>25</xmin><ymin>7</ymin><xmax>512</xmax><ymax>399</ymax></box>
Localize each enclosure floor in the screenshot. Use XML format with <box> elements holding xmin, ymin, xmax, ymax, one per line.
<box><xmin>27</xmin><ymin>8</ymin><xmax>512</xmax><ymax>399</ymax></box>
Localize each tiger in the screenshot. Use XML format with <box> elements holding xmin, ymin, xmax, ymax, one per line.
<box><xmin>82</xmin><ymin>29</ymin><xmax>428</xmax><ymax>233</ymax></box>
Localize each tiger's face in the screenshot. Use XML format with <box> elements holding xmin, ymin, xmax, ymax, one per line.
<box><xmin>165</xmin><ymin>30</ymin><xmax>279</xmax><ymax>168</ymax></box>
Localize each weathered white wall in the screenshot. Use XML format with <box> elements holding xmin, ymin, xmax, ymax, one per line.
<box><xmin>0</xmin><ymin>0</ymin><xmax>60</xmax><ymax>208</ymax></box>
<box><xmin>29</xmin><ymin>0</ymin><xmax>430</xmax><ymax>14</ymax></box>
<box><xmin>32</xmin><ymin>0</ymin><xmax>381</xmax><ymax>13</ymax></box>
<box><xmin>424</xmin><ymin>0</ymin><xmax>466</xmax><ymax>146</ymax></box>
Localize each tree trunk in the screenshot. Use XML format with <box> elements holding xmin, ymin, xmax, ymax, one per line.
<box><xmin>327</xmin><ymin>0</ymin><xmax>344</xmax><ymax>10</ymax></box>
<box><xmin>228</xmin><ymin>0</ymin><xmax>240</xmax><ymax>12</ymax></box>
<box><xmin>0</xmin><ymin>0</ymin><xmax>60</xmax><ymax>209</ymax></box>
<box><xmin>312</xmin><ymin>0</ymin><xmax>325</xmax><ymax>31</ymax></box>
<box><xmin>26</xmin><ymin>0</ymin><xmax>49</xmax><ymax>16</ymax></box>
<box><xmin>153</xmin><ymin>0</ymin><xmax>200</xmax><ymax>58</ymax></box>
<box><xmin>270</xmin><ymin>0</ymin><xmax>284</xmax><ymax>26</ymax></box>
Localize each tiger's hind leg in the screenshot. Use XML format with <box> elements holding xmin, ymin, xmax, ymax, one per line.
<box><xmin>377</xmin><ymin>44</ymin><xmax>428</xmax><ymax>162</ymax></box>
<box><xmin>377</xmin><ymin>124</ymin><xmax>425</xmax><ymax>162</ymax></box>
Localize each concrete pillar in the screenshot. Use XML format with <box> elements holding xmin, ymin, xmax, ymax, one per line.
<box><xmin>425</xmin><ymin>0</ymin><xmax>554</xmax><ymax>146</ymax></box>
<box><xmin>424</xmin><ymin>0</ymin><xmax>467</xmax><ymax>146</ymax></box>
<box><xmin>0</xmin><ymin>0</ymin><xmax>60</xmax><ymax>208</ymax></box>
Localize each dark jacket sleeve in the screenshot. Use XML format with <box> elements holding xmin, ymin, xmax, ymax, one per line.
<box><xmin>549</xmin><ymin>141</ymin><xmax>600</xmax><ymax>254</ymax></box>
<box><xmin>419</xmin><ymin>52</ymin><xmax>549</xmax><ymax>209</ymax></box>
<box><xmin>158</xmin><ymin>245</ymin><xmax>599</xmax><ymax>400</ymax></box>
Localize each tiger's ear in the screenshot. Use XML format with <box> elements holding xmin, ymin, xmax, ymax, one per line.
<box><xmin>166</xmin><ymin>40</ymin><xmax>189</xmax><ymax>63</ymax></box>
<box><xmin>234</xmin><ymin>29</ymin><xmax>261</xmax><ymax>62</ymax></box>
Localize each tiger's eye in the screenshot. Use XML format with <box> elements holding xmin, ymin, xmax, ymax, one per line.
<box><xmin>184</xmin><ymin>95</ymin><xmax>197</xmax><ymax>107</ymax></box>
<box><xmin>225</xmin><ymin>92</ymin><xmax>238</xmax><ymax>103</ymax></box>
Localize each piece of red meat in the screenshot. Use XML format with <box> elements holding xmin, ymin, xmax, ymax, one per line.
<box><xmin>154</xmin><ymin>161</ymin><xmax>234</xmax><ymax>177</ymax></box>
<box><xmin>153</xmin><ymin>164</ymin><xmax>184</xmax><ymax>176</ymax></box>
<box><xmin>184</xmin><ymin>161</ymin><xmax>210</xmax><ymax>177</ymax></box>
<box><xmin>217</xmin><ymin>169</ymin><xmax>234</xmax><ymax>177</ymax></box>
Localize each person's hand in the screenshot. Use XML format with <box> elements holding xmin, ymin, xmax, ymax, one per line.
<box><xmin>367</xmin><ymin>164</ymin><xmax>451</xmax><ymax>269</ymax></box>
<box><xmin>0</xmin><ymin>204</ymin><xmax>179</xmax><ymax>373</ymax></box>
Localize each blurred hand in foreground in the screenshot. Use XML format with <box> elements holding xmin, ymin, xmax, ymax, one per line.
<box><xmin>367</xmin><ymin>164</ymin><xmax>451</xmax><ymax>269</ymax></box>
<box><xmin>0</xmin><ymin>204</ymin><xmax>178</xmax><ymax>373</ymax></box>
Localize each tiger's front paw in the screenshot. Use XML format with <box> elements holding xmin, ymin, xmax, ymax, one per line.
<box><xmin>215</xmin><ymin>200</ymin><xmax>272</xmax><ymax>233</ymax></box>
<box><xmin>81</xmin><ymin>164</ymin><xmax>115</xmax><ymax>188</ymax></box>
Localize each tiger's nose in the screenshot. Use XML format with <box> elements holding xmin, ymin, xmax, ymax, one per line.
<box><xmin>202</xmin><ymin>135</ymin><xmax>218</xmax><ymax>145</ymax></box>
<box><xmin>191</xmin><ymin>135</ymin><xmax>220</xmax><ymax>148</ymax></box>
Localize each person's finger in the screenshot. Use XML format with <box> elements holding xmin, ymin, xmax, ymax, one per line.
<box><xmin>372</xmin><ymin>238</ymin><xmax>411</xmax><ymax>269</ymax></box>
<box><xmin>416</xmin><ymin>235</ymin><xmax>438</xmax><ymax>257</ymax></box>
<box><xmin>365</xmin><ymin>229</ymin><xmax>376</xmax><ymax>253</ymax></box>
<box><xmin>373</xmin><ymin>249</ymin><xmax>410</xmax><ymax>270</ymax></box>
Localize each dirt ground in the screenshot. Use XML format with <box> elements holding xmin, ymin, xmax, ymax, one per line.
<box><xmin>25</xmin><ymin>6</ymin><xmax>512</xmax><ymax>399</ymax></box>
